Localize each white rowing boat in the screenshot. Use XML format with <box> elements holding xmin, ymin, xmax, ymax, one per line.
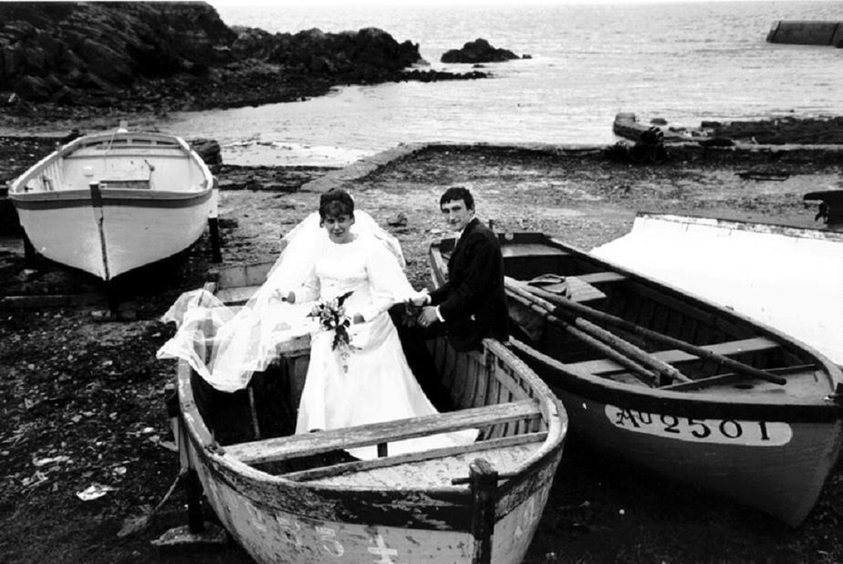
<box><xmin>9</xmin><ymin>127</ymin><xmax>216</xmax><ymax>280</ymax></box>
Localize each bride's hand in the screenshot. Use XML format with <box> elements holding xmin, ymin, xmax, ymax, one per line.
<box><xmin>276</xmin><ymin>289</ymin><xmax>295</xmax><ymax>303</ymax></box>
<box><xmin>408</xmin><ymin>289</ymin><xmax>429</xmax><ymax>307</ymax></box>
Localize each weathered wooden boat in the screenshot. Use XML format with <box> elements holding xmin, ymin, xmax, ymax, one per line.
<box><xmin>169</xmin><ymin>261</ymin><xmax>567</xmax><ymax>564</ymax></box>
<box><xmin>612</xmin><ymin>112</ymin><xmax>692</xmax><ymax>144</ymax></box>
<box><xmin>430</xmin><ymin>232</ymin><xmax>843</xmax><ymax>527</ymax></box>
<box><xmin>9</xmin><ymin>126</ymin><xmax>217</xmax><ymax>281</ymax></box>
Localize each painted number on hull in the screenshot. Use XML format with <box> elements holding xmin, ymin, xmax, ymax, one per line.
<box><xmin>316</xmin><ymin>526</ymin><xmax>344</xmax><ymax>557</ymax></box>
<box><xmin>276</xmin><ymin>518</ymin><xmax>398</xmax><ymax>563</ymax></box>
<box><xmin>604</xmin><ymin>405</ymin><xmax>792</xmax><ymax>446</ymax></box>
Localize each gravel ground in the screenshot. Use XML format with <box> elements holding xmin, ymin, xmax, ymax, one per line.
<box><xmin>1</xmin><ymin>139</ymin><xmax>842</xmax><ymax>564</ymax></box>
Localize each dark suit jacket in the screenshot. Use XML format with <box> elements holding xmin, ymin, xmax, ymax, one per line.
<box><xmin>429</xmin><ymin>218</ymin><xmax>509</xmax><ymax>350</ymax></box>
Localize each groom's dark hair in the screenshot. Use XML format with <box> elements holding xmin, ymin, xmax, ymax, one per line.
<box><xmin>440</xmin><ymin>187</ymin><xmax>474</xmax><ymax>211</ymax></box>
<box><xmin>319</xmin><ymin>189</ymin><xmax>355</xmax><ymax>219</ymax></box>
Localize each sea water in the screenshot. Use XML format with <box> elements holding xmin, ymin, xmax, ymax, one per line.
<box><xmin>170</xmin><ymin>1</ymin><xmax>843</xmax><ymax>166</ymax></box>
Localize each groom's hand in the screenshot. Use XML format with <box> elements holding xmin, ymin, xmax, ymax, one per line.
<box><xmin>418</xmin><ymin>306</ymin><xmax>439</xmax><ymax>328</ymax></box>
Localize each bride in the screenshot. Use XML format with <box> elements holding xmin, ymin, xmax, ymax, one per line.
<box><xmin>158</xmin><ymin>189</ymin><xmax>475</xmax><ymax>459</ymax></box>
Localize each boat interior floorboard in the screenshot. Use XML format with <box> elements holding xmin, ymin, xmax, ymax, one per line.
<box><xmin>279</xmin><ymin>434</ymin><xmax>547</xmax><ymax>487</ymax></box>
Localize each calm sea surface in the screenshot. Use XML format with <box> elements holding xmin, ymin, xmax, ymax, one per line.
<box><xmin>173</xmin><ymin>1</ymin><xmax>842</xmax><ymax>166</ymax></box>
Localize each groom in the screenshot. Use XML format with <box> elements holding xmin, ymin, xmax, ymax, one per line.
<box><xmin>415</xmin><ymin>186</ymin><xmax>509</xmax><ymax>350</ymax></box>
<box><xmin>393</xmin><ymin>187</ymin><xmax>508</xmax><ymax>409</ymax></box>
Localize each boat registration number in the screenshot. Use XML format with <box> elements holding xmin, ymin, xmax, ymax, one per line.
<box><xmin>604</xmin><ymin>405</ymin><xmax>793</xmax><ymax>446</ymax></box>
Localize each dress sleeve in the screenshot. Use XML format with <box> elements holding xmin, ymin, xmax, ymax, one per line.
<box><xmin>358</xmin><ymin>236</ymin><xmax>418</xmax><ymax>321</ymax></box>
<box><xmin>291</xmin><ymin>264</ymin><xmax>319</xmax><ymax>304</ymax></box>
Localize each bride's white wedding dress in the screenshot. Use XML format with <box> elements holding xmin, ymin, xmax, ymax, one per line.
<box><xmin>158</xmin><ymin>210</ymin><xmax>476</xmax><ymax>460</ymax></box>
<box><xmin>293</xmin><ymin>233</ymin><xmax>476</xmax><ymax>459</ymax></box>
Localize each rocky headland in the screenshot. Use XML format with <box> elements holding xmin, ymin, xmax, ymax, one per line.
<box><xmin>0</xmin><ymin>1</ymin><xmax>489</xmax><ymax>125</ymax></box>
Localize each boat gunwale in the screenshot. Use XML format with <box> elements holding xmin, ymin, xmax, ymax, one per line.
<box><xmin>632</xmin><ymin>211</ymin><xmax>843</xmax><ymax>242</ymax></box>
<box><xmin>208</xmin><ymin>272</ymin><xmax>562</xmax><ymax>467</ymax></box>
<box><xmin>9</xmin><ymin>186</ymin><xmax>214</xmax><ymax>210</ymax></box>
<box><xmin>8</xmin><ymin>130</ymin><xmax>213</xmax><ymax>197</ymax></box>
<box><xmin>509</xmin><ymin>337</ymin><xmax>843</xmax><ymax>422</ymax></box>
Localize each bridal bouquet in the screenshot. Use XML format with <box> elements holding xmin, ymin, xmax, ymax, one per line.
<box><xmin>308</xmin><ymin>290</ymin><xmax>357</xmax><ymax>371</ymax></box>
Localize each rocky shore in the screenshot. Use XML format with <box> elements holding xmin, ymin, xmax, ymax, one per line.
<box><xmin>0</xmin><ymin>1</ymin><xmax>491</xmax><ymax>129</ymax></box>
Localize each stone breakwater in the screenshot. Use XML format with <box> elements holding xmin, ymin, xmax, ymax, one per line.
<box><xmin>614</xmin><ymin>113</ymin><xmax>843</xmax><ymax>147</ymax></box>
<box><xmin>766</xmin><ymin>20</ymin><xmax>843</xmax><ymax>47</ymax></box>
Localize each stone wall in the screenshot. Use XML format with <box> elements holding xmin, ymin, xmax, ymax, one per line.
<box><xmin>766</xmin><ymin>20</ymin><xmax>843</xmax><ymax>47</ymax></box>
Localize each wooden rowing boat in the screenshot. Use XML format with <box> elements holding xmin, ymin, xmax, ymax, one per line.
<box><xmin>169</xmin><ymin>262</ymin><xmax>567</xmax><ymax>563</ymax></box>
<box><xmin>9</xmin><ymin>126</ymin><xmax>217</xmax><ymax>281</ymax></box>
<box><xmin>612</xmin><ymin>112</ymin><xmax>692</xmax><ymax>144</ymax></box>
<box><xmin>430</xmin><ymin>232</ymin><xmax>843</xmax><ymax>527</ymax></box>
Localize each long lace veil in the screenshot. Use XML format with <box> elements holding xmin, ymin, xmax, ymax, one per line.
<box><xmin>157</xmin><ymin>210</ymin><xmax>409</xmax><ymax>392</ymax></box>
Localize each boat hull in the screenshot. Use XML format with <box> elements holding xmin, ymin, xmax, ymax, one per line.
<box><xmin>430</xmin><ymin>231</ymin><xmax>843</xmax><ymax>527</ymax></box>
<box><xmin>187</xmin><ymin>440</ymin><xmax>558</xmax><ymax>564</ymax></box>
<box><xmin>9</xmin><ymin>130</ymin><xmax>215</xmax><ymax>280</ymax></box>
<box><xmin>543</xmin><ymin>377</ymin><xmax>841</xmax><ymax>526</ymax></box>
<box><xmin>14</xmin><ymin>189</ymin><xmax>214</xmax><ymax>279</ymax></box>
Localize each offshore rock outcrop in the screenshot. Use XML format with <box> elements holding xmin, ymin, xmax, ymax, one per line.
<box><xmin>441</xmin><ymin>38</ymin><xmax>521</xmax><ymax>64</ymax></box>
<box><xmin>0</xmin><ymin>2</ymin><xmax>487</xmax><ymax>118</ymax></box>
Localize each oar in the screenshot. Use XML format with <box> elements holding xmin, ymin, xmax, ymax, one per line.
<box><xmin>507</xmin><ymin>281</ymin><xmax>692</xmax><ymax>385</ymax></box>
<box><xmin>506</xmin><ymin>290</ymin><xmax>659</xmax><ymax>387</ymax></box>
<box><xmin>514</xmin><ymin>278</ymin><xmax>787</xmax><ymax>386</ymax></box>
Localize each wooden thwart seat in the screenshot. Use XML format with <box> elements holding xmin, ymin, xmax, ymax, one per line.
<box><xmin>99</xmin><ymin>179</ymin><xmax>151</xmax><ymax>190</ymax></box>
<box><xmin>501</xmin><ymin>244</ymin><xmax>568</xmax><ymax>258</ymax></box>
<box><xmin>223</xmin><ymin>399</ymin><xmax>542</xmax><ymax>466</ymax></box>
<box><xmin>574</xmin><ymin>271</ymin><xmax>627</xmax><ymax>285</ymax></box>
<box><xmin>662</xmin><ymin>363</ymin><xmax>817</xmax><ymax>391</ymax></box>
<box><xmin>566</xmin><ymin>337</ymin><xmax>780</xmax><ymax>376</ymax></box>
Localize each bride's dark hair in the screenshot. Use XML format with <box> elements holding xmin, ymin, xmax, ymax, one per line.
<box><xmin>319</xmin><ymin>189</ymin><xmax>355</xmax><ymax>220</ymax></box>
